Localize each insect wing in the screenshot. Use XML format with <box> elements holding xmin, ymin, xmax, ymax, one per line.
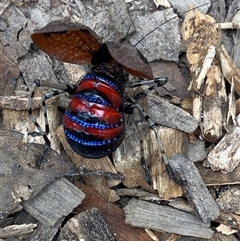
<box><xmin>106</xmin><ymin>42</ymin><xmax>154</xmax><ymax>80</ymax></box>
<box><xmin>31</xmin><ymin>20</ymin><xmax>101</xmax><ymax>65</ymax></box>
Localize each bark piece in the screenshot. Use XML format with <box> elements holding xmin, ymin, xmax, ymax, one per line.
<box><xmin>23</xmin><ymin>178</ymin><xmax>85</xmax><ymax>226</ymax></box>
<box><xmin>0</xmin><ymin>130</ymin><xmax>72</xmax><ymax>221</ymax></box>
<box><xmin>147</xmin><ymin>94</ymin><xmax>198</xmax><ymax>133</ymax></box>
<box><xmin>150</xmin><ymin>62</ymin><xmax>191</xmax><ymax>100</ymax></box>
<box><xmin>187</xmin><ymin>139</ymin><xmax>209</xmax><ymax>162</ymax></box>
<box><xmin>124</xmin><ymin>199</ymin><xmax>214</xmax><ymax>239</ymax></box>
<box><xmin>204</xmin><ymin>114</ymin><xmax>240</xmax><ymax>173</ymax></box>
<box><xmin>108</xmin><ymin>0</ymin><xmax>134</xmax><ymax>39</ymax></box>
<box><xmin>168</xmin><ymin>154</ymin><xmax>220</xmax><ymax>222</ymax></box>
<box><xmin>129</xmin><ymin>8</ymin><xmax>181</xmax><ymax>62</ymax></box>
<box><xmin>58</xmin><ymin>208</ymin><xmax>114</xmax><ymax>241</ymax></box>
<box><xmin>168</xmin><ymin>0</ymin><xmax>211</xmax><ymax>15</ymax></box>
<box><xmin>75</xmin><ymin>182</ymin><xmax>162</xmax><ymax>241</ymax></box>
<box><xmin>216</xmin><ymin>187</ymin><xmax>240</xmax><ymax>215</ymax></box>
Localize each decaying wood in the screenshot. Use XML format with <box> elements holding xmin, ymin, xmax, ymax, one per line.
<box><xmin>13</xmin><ymin>210</ymin><xmax>64</xmax><ymax>241</ymax></box>
<box><xmin>168</xmin><ymin>154</ymin><xmax>220</xmax><ymax>222</ymax></box>
<box><xmin>204</xmin><ymin>114</ymin><xmax>240</xmax><ymax>173</ymax></box>
<box><xmin>56</xmin><ymin>125</ymin><xmax>120</xmax><ymax>188</ymax></box>
<box><xmin>74</xmin><ymin>182</ymin><xmax>162</xmax><ymax>241</ymax></box>
<box><xmin>219</xmin><ymin>44</ymin><xmax>240</xmax><ymax>96</ymax></box>
<box><xmin>197</xmin><ymin>162</ymin><xmax>240</xmax><ymax>186</ymax></box>
<box><xmin>0</xmin><ymin>223</ymin><xmax>37</xmax><ymax>239</ymax></box>
<box><xmin>182</xmin><ymin>9</ymin><xmax>228</xmax><ymax>142</ymax></box>
<box><xmin>23</xmin><ymin>178</ymin><xmax>85</xmax><ymax>226</ymax></box>
<box><xmin>147</xmin><ymin>94</ymin><xmax>198</xmax><ymax>133</ymax></box>
<box><xmin>216</xmin><ymin>186</ymin><xmax>240</xmax><ymax>215</ymax></box>
<box><xmin>187</xmin><ymin>139</ymin><xmax>210</xmax><ymax>162</ymax></box>
<box><xmin>59</xmin><ymin>208</ymin><xmax>114</xmax><ymax>241</ymax></box>
<box><xmin>85</xmin><ymin>176</ymin><xmax>120</xmax><ymax>202</ymax></box>
<box><xmin>0</xmin><ymin>130</ymin><xmax>72</xmax><ymax>221</ymax></box>
<box><xmin>2</xmin><ymin>105</ymin><xmax>62</xmax><ymax>153</ymax></box>
<box><xmin>124</xmin><ymin>199</ymin><xmax>214</xmax><ymax>239</ymax></box>
<box><xmin>150</xmin><ymin>127</ymin><xmax>186</xmax><ymax>199</ymax></box>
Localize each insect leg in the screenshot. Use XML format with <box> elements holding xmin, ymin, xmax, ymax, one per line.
<box><xmin>127</xmin><ymin>96</ymin><xmax>174</xmax><ymax>180</ymax></box>
<box><xmin>136</xmin><ymin>121</ymin><xmax>153</xmax><ymax>185</ymax></box>
<box><xmin>27</xmin><ymin>79</ymin><xmax>76</xmax><ymax>168</ymax></box>
<box><xmin>129</xmin><ymin>77</ymin><xmax>167</xmax><ymax>101</ymax></box>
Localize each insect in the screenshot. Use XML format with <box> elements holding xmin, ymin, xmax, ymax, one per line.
<box><xmin>28</xmin><ymin>21</ymin><xmax>167</xmax><ymax>168</ymax></box>
<box><xmin>27</xmin><ymin>1</ymin><xmax>218</xmax><ymax>169</ymax></box>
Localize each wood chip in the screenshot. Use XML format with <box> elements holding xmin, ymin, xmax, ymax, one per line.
<box><xmin>0</xmin><ymin>223</ymin><xmax>37</xmax><ymax>239</ymax></box>
<box><xmin>23</xmin><ymin>178</ymin><xmax>85</xmax><ymax>226</ymax></box>
<box><xmin>124</xmin><ymin>199</ymin><xmax>214</xmax><ymax>239</ymax></box>
<box><xmin>204</xmin><ymin>114</ymin><xmax>240</xmax><ymax>173</ymax></box>
<box><xmin>0</xmin><ymin>130</ymin><xmax>72</xmax><ymax>221</ymax></box>
<box><xmin>168</xmin><ymin>154</ymin><xmax>220</xmax><ymax>222</ymax></box>
<box><xmin>75</xmin><ymin>182</ymin><xmax>162</xmax><ymax>241</ymax></box>
<box><xmin>59</xmin><ymin>208</ymin><xmax>115</xmax><ymax>241</ymax></box>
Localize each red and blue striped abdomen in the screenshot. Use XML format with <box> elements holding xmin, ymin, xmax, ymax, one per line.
<box><xmin>63</xmin><ymin>73</ymin><xmax>125</xmax><ymax>158</ymax></box>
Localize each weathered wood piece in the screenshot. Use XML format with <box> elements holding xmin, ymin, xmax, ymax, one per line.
<box><xmin>150</xmin><ymin>62</ymin><xmax>191</xmax><ymax>100</ymax></box>
<box><xmin>56</xmin><ymin>125</ymin><xmax>121</xmax><ymax>187</ymax></box>
<box><xmin>108</xmin><ymin>0</ymin><xmax>135</xmax><ymax>39</ymax></box>
<box><xmin>187</xmin><ymin>139</ymin><xmax>209</xmax><ymax>162</ymax></box>
<box><xmin>58</xmin><ymin>208</ymin><xmax>115</xmax><ymax>241</ymax></box>
<box><xmin>147</xmin><ymin>94</ymin><xmax>198</xmax><ymax>133</ymax></box>
<box><xmin>129</xmin><ymin>8</ymin><xmax>181</xmax><ymax>62</ymax></box>
<box><xmin>0</xmin><ymin>130</ymin><xmax>72</xmax><ymax>222</ymax></box>
<box><xmin>14</xmin><ymin>210</ymin><xmax>64</xmax><ymax>241</ymax></box>
<box><xmin>182</xmin><ymin>9</ymin><xmax>228</xmax><ymax>142</ymax></box>
<box><xmin>204</xmin><ymin>114</ymin><xmax>240</xmax><ymax>173</ymax></box>
<box><xmin>168</xmin><ymin>154</ymin><xmax>220</xmax><ymax>222</ymax></box>
<box><xmin>116</xmin><ymin>188</ymin><xmax>160</xmax><ymax>202</ymax></box>
<box><xmin>75</xmin><ymin>182</ymin><xmax>162</xmax><ymax>241</ymax></box>
<box><xmin>0</xmin><ymin>224</ymin><xmax>37</xmax><ymax>239</ymax></box>
<box><xmin>197</xmin><ymin>162</ymin><xmax>240</xmax><ymax>186</ymax></box>
<box><xmin>124</xmin><ymin>199</ymin><xmax>214</xmax><ymax>239</ymax></box>
<box><xmin>29</xmin><ymin>218</ymin><xmax>64</xmax><ymax>241</ymax></box>
<box><xmin>23</xmin><ymin>178</ymin><xmax>85</xmax><ymax>226</ymax></box>
<box><xmin>3</xmin><ymin>104</ymin><xmax>62</xmax><ymax>153</ymax></box>
<box><xmin>167</xmin><ymin>0</ymin><xmax>211</xmax><ymax>15</ymax></box>
<box><xmin>219</xmin><ymin>44</ymin><xmax>240</xmax><ymax>95</ymax></box>
<box><xmin>216</xmin><ymin>187</ymin><xmax>240</xmax><ymax>215</ymax></box>
<box><xmin>85</xmin><ymin>176</ymin><xmax>120</xmax><ymax>202</ymax></box>
<box><xmin>150</xmin><ymin>127</ymin><xmax>186</xmax><ymax>199</ymax></box>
